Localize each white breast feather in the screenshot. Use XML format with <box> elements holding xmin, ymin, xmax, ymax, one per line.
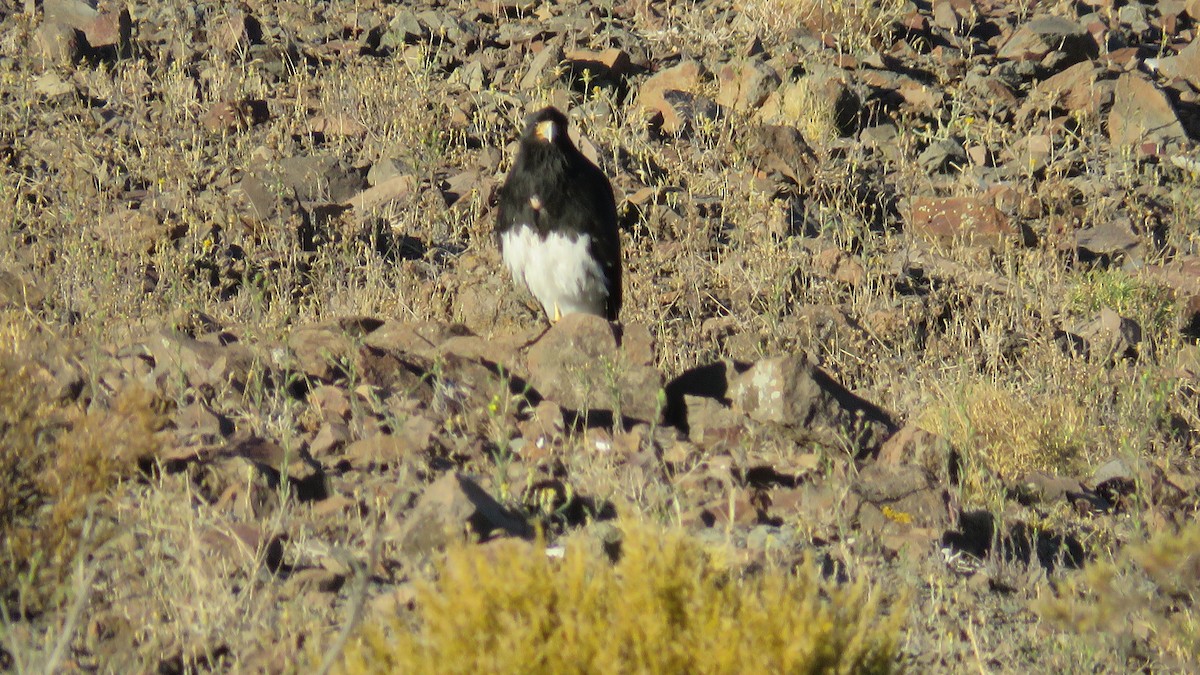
<box><xmin>501</xmin><ymin>224</ymin><xmax>608</xmax><ymax>318</ymax></box>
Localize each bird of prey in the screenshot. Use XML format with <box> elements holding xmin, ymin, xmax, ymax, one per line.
<box><xmin>496</xmin><ymin>107</ymin><xmax>622</xmax><ymax>322</ymax></box>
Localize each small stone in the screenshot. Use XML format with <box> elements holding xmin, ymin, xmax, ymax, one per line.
<box><xmin>519</xmin><ymin>42</ymin><xmax>564</xmax><ymax>90</ymax></box>
<box><xmin>345</xmin><ymin>174</ymin><xmax>416</xmax><ymax>213</ymax></box>
<box><xmin>395</xmin><ymin>473</ymin><xmax>532</xmax><ymax>556</ymax></box>
<box><xmin>997</xmin><ymin>15</ymin><xmax>1097</xmax><ymax>66</ymax></box>
<box><xmin>729</xmin><ymin>355</ymin><xmax>896</xmax><ymax>455</ymax></box>
<box><xmin>744</xmin><ymin>124</ymin><xmax>816</xmax><ymax>185</ymax></box>
<box><xmin>637</xmin><ymin>60</ymin><xmax>702</xmax><ymax>126</ymax></box>
<box><xmin>716</xmin><ymin>58</ymin><xmax>781</xmax><ymax>112</ymax></box>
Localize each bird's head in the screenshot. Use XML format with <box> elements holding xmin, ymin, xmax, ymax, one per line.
<box><xmin>523</xmin><ymin>107</ymin><xmax>572</xmax><ymax>147</ymax></box>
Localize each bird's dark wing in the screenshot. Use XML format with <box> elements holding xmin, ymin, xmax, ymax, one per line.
<box><xmin>564</xmin><ymin>159</ymin><xmax>621</xmax><ymax>320</ymax></box>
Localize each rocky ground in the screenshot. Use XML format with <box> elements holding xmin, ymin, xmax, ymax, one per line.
<box><xmin>2</xmin><ymin>0</ymin><xmax>1200</xmax><ymax>671</ymax></box>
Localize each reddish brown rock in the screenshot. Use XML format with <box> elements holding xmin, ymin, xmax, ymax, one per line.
<box><xmin>906</xmin><ymin>195</ymin><xmax>1020</xmax><ymax>246</ymax></box>
<box><xmin>1032</xmin><ymin>61</ymin><xmax>1102</xmax><ymax>113</ymax></box>
<box><xmin>1108</xmin><ymin>73</ymin><xmax>1190</xmax><ymax>148</ymax></box>
<box><xmin>716</xmin><ymin>58</ymin><xmax>781</xmax><ymax>112</ymax></box>
<box><xmin>82</xmin><ymin>9</ymin><xmax>131</xmax><ymax>52</ymax></box>
<box><xmin>526</xmin><ymin>314</ymin><xmax>662</xmax><ymax>422</ymax></box>
<box><xmin>637</xmin><ymin>60</ymin><xmax>702</xmax><ymax>131</ymax></box>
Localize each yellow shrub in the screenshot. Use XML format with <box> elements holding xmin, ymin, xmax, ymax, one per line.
<box><xmin>335</xmin><ymin>522</ymin><xmax>903</xmax><ymax>674</ymax></box>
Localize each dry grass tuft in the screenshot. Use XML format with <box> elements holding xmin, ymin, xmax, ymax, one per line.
<box><xmin>334</xmin><ymin>521</ymin><xmax>903</xmax><ymax>674</ymax></box>
<box><xmin>743</xmin><ymin>0</ymin><xmax>907</xmax><ymax>52</ymax></box>
<box><xmin>1040</xmin><ymin>519</ymin><xmax>1200</xmax><ymax>670</ymax></box>
<box><xmin>919</xmin><ymin>380</ymin><xmax>1091</xmax><ymax>484</ymax></box>
<box><xmin>0</xmin><ymin>311</ymin><xmax>163</xmax><ymax>613</ymax></box>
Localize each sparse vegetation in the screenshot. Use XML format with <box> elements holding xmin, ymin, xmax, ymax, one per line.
<box><xmin>0</xmin><ymin>0</ymin><xmax>1198</xmax><ymax>671</ymax></box>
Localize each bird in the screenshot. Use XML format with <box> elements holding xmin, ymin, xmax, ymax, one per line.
<box><xmin>495</xmin><ymin>106</ymin><xmax>622</xmax><ymax>323</ymax></box>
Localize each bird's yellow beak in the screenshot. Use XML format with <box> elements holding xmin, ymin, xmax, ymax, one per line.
<box><xmin>535</xmin><ymin>119</ymin><xmax>556</xmax><ymax>142</ymax></box>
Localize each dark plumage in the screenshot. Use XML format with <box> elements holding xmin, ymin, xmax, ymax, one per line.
<box><xmin>495</xmin><ymin>107</ymin><xmax>622</xmax><ymax>322</ymax></box>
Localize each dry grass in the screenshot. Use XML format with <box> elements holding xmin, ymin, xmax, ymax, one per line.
<box><xmin>0</xmin><ymin>310</ymin><xmax>163</xmax><ymax>614</ymax></box>
<box><xmin>0</xmin><ymin>0</ymin><xmax>1198</xmax><ymax>671</ymax></box>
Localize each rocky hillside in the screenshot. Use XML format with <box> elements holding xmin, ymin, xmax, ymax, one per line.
<box><xmin>2</xmin><ymin>0</ymin><xmax>1200</xmax><ymax>671</ymax></box>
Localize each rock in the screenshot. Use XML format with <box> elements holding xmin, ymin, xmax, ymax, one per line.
<box><xmin>395</xmin><ymin>473</ymin><xmax>531</xmax><ymax>556</ymax></box>
<box><xmin>201</xmin><ymin>99</ymin><xmax>269</xmax><ymax>133</ymax></box>
<box><xmin>744</xmin><ymin>124</ymin><xmax>816</xmax><ymax>185</ymax></box>
<box><xmin>36</xmin><ymin>21</ymin><xmax>83</xmax><ymax>66</ymax></box>
<box><xmin>1014</xmin><ymin>472</ymin><xmax>1084</xmax><ymax>505</ymax></box>
<box><xmin>728</xmin><ymin>355</ymin><xmax>896</xmax><ymax>455</ymax></box>
<box><xmin>1075</xmin><ymin>218</ymin><xmax>1140</xmax><ymax>265</ymax></box>
<box><xmin>716</xmin><ymin>58</ymin><xmax>781</xmax><ymax>112</ymax></box>
<box><xmin>173</xmin><ymin>402</ymin><xmax>234</xmax><ymax>445</ymax></box>
<box><xmin>199</xmin><ymin>524</ymin><xmax>285</xmax><ymax>574</ymax></box>
<box><xmin>905</xmin><ymin>195</ymin><xmax>1021</xmax><ymax>247</ymax></box>
<box><xmin>681</xmin><ymin>395</ymin><xmax>746</xmax><ymax>449</ymax></box>
<box><xmin>873</xmin><ymin>424</ymin><xmax>957</xmax><ymax>483</ymax></box>
<box><xmin>278</xmin><ymin>155</ymin><xmax>365</xmax><ymax>203</ymax></box>
<box><xmin>212</xmin><ymin>10</ymin><xmax>263</xmax><ymax>54</ymax></box>
<box><xmin>310</xmin><ymin>421</ymin><xmax>352</xmax><ymax>458</ymax></box>
<box><xmin>564</xmin><ymin>47</ymin><xmax>634</xmax><ymax>80</ymax></box>
<box><xmin>519</xmin><ymin>42</ymin><xmax>563</xmax><ymax>90</ymax></box>
<box><xmin>997</xmin><ymin>15</ymin><xmax>1097</xmax><ymax>66</ymax></box>
<box><xmin>1075</xmin><ymin>308</ymin><xmax>1141</xmax><ymax>361</ymax></box>
<box><xmin>309</xmin><ymin>113</ymin><xmax>369</xmax><ymax>139</ymax></box>
<box><xmin>344</xmin><ymin>174</ymin><xmax>416</xmax><ymax>213</ymax></box>
<box><xmin>341</xmin><ymin>418</ymin><xmax>434</xmax><ymax>469</ymax></box>
<box><xmin>1108</xmin><ymin>73</ymin><xmax>1190</xmax><ymax>148</ymax></box>
<box><xmin>288</xmin><ymin>325</ymin><xmax>360</xmax><ymax>382</ymax></box>
<box><xmin>1032</xmin><ymin>61</ymin><xmax>1102</xmax><ymax>114</ymax></box>
<box><xmin>139</xmin><ymin>330</ymin><xmax>259</xmax><ymax>394</ymax></box>
<box><xmin>917</xmin><ymin>138</ymin><xmax>968</xmax><ymax>174</ymax></box>
<box><xmin>363</xmin><ymin>320</ymin><xmax>469</xmax><ymax>357</ymax></box>
<box><xmin>812</xmin><ymin>248</ymin><xmax>865</xmax><ymax>287</ymax></box>
<box><xmin>853</xmin><ymin>462</ymin><xmax>952</xmax><ymax>533</ymax></box>
<box><xmin>1150</xmin><ymin>36</ymin><xmax>1200</xmax><ymax>90</ymax></box>
<box><xmin>366</xmin><ymin>158</ymin><xmax>413</xmax><ymax>187</ymax></box>
<box><xmin>637</xmin><ymin>59</ymin><xmax>702</xmax><ymax>129</ymax></box>
<box><xmin>44</xmin><ymin>0</ymin><xmax>98</xmax><ymax>29</ymax></box>
<box><xmin>32</xmin><ymin>72</ymin><xmax>75</xmax><ymax>100</ymax></box>
<box><xmin>527</xmin><ymin>314</ymin><xmax>663</xmax><ymax>423</ymax></box>
<box><xmin>759</xmin><ymin>75</ymin><xmax>859</xmax><ymax>136</ymax></box>
<box><xmin>81</xmin><ymin>8</ymin><xmax>131</xmax><ymax>53</ymax></box>
<box><xmin>656</xmin><ymin>90</ymin><xmax>721</xmax><ymax>135</ymax></box>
